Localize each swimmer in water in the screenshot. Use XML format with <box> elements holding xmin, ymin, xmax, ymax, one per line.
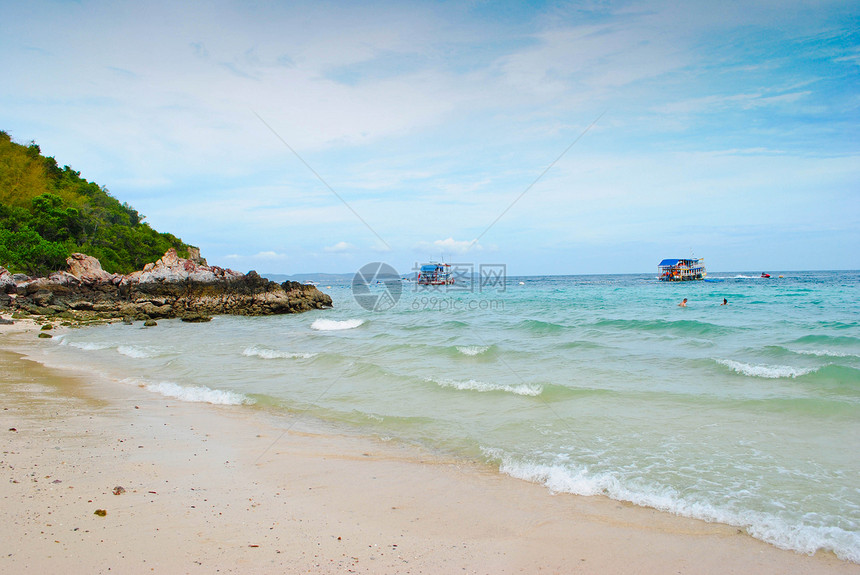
<box><xmin>721</xmin><ymin>298</ymin><xmax>728</xmax><ymax>305</ymax></box>
<box><xmin>679</xmin><ymin>298</ymin><xmax>687</xmax><ymax>307</ymax></box>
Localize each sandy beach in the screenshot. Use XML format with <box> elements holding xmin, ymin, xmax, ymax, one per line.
<box><xmin>1</xmin><ymin>320</ymin><xmax>858</xmax><ymax>574</ymax></box>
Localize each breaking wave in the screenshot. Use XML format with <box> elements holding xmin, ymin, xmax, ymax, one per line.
<box><xmin>59</xmin><ymin>339</ymin><xmax>113</xmax><ymax>351</ymax></box>
<box><xmin>716</xmin><ymin>359</ymin><xmax>818</xmax><ymax>379</ymax></box>
<box><xmin>117</xmin><ymin>345</ymin><xmax>160</xmax><ymax>359</ymax></box>
<box><xmin>484</xmin><ymin>448</ymin><xmax>860</xmax><ymax>563</ymax></box>
<box><xmin>456</xmin><ymin>345</ymin><xmax>491</xmax><ymax>356</ymax></box>
<box><xmin>310</xmin><ymin>318</ymin><xmax>365</xmax><ymax>331</ymax></box>
<box><xmin>427</xmin><ymin>376</ymin><xmax>543</xmax><ymax>397</ymax></box>
<box><xmin>143</xmin><ymin>381</ymin><xmax>254</xmax><ymax>405</ymax></box>
<box><xmin>242</xmin><ymin>345</ymin><xmax>316</xmax><ymax>360</ymax></box>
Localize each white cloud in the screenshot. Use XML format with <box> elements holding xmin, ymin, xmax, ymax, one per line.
<box><xmin>323</xmin><ymin>241</ymin><xmax>356</xmax><ymax>253</ymax></box>
<box><xmin>416</xmin><ymin>237</ymin><xmax>483</xmax><ymax>255</ymax></box>
<box><xmin>253</xmin><ymin>251</ymin><xmax>288</xmax><ymax>259</ymax></box>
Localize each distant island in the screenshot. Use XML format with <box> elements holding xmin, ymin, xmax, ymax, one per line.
<box><xmin>0</xmin><ymin>132</ymin><xmax>332</xmax><ymax>324</ymax></box>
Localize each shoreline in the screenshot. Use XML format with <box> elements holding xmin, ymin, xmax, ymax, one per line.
<box><xmin>2</xmin><ymin>321</ymin><xmax>858</xmax><ymax>574</ymax></box>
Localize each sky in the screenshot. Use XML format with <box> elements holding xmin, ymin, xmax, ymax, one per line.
<box><xmin>1</xmin><ymin>0</ymin><xmax>858</xmax><ymax>275</ymax></box>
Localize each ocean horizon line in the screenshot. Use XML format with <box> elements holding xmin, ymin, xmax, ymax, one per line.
<box><xmin>262</xmin><ymin>268</ymin><xmax>860</xmax><ymax>281</ymax></box>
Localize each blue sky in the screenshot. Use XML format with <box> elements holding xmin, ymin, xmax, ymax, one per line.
<box><xmin>1</xmin><ymin>0</ymin><xmax>858</xmax><ymax>275</ymax></box>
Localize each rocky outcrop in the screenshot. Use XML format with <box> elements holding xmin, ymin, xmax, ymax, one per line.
<box><xmin>66</xmin><ymin>252</ymin><xmax>118</xmax><ymax>284</ymax></box>
<box><xmin>0</xmin><ymin>249</ymin><xmax>332</xmax><ymax>322</ymax></box>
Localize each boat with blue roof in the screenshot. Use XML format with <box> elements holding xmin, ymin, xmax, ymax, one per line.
<box><xmin>658</xmin><ymin>258</ymin><xmax>706</xmax><ymax>281</ymax></box>
<box><xmin>417</xmin><ymin>263</ymin><xmax>455</xmax><ymax>286</ymax></box>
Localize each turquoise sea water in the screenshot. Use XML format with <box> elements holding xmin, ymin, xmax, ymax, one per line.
<box><xmin>22</xmin><ymin>270</ymin><xmax>860</xmax><ymax>561</ymax></box>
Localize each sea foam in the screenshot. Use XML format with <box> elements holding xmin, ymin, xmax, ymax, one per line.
<box><xmin>428</xmin><ymin>377</ymin><xmax>542</xmax><ymax>396</ymax></box>
<box><xmin>144</xmin><ymin>381</ymin><xmax>253</xmax><ymax>405</ymax></box>
<box><xmin>716</xmin><ymin>359</ymin><xmax>818</xmax><ymax>379</ymax></box>
<box><xmin>243</xmin><ymin>345</ymin><xmax>316</xmax><ymax>360</ymax></box>
<box><xmin>791</xmin><ymin>349</ymin><xmax>853</xmax><ymax>358</ymax></box>
<box><xmin>310</xmin><ymin>318</ymin><xmax>365</xmax><ymax>331</ymax></box>
<box><xmin>456</xmin><ymin>345</ymin><xmax>490</xmax><ymax>356</ymax></box>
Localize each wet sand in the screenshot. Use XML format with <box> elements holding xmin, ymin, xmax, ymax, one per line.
<box><xmin>1</xmin><ymin>321</ymin><xmax>858</xmax><ymax>574</ymax></box>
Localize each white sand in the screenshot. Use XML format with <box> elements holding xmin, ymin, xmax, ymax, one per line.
<box><xmin>1</xmin><ymin>320</ymin><xmax>858</xmax><ymax>574</ymax></box>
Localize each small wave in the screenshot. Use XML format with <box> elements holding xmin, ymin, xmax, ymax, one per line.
<box><xmin>716</xmin><ymin>359</ymin><xmax>818</xmax><ymax>379</ymax></box>
<box><xmin>817</xmin><ymin>321</ymin><xmax>859</xmax><ymax>330</ymax></box>
<box><xmin>428</xmin><ymin>377</ymin><xmax>542</xmax><ymax>397</ymax></box>
<box><xmin>519</xmin><ymin>319</ymin><xmax>565</xmax><ymax>333</ymax></box>
<box><xmin>595</xmin><ymin>318</ymin><xmax>732</xmax><ymax>337</ymax></box>
<box><xmin>456</xmin><ymin>345</ymin><xmax>490</xmax><ymax>356</ymax></box>
<box><xmin>144</xmin><ymin>381</ymin><xmax>253</xmax><ymax>405</ymax></box>
<box><xmin>761</xmin><ymin>345</ymin><xmax>856</xmax><ymax>360</ymax></box>
<box><xmin>802</xmin><ymin>364</ymin><xmax>860</xmax><ymax>387</ymax></box>
<box><xmin>791</xmin><ymin>349</ymin><xmax>854</xmax><ymax>358</ymax></box>
<box><xmin>310</xmin><ymin>318</ymin><xmax>365</xmax><ymax>331</ymax></box>
<box><xmin>117</xmin><ymin>345</ymin><xmax>158</xmax><ymax>359</ymax></box>
<box><xmin>558</xmin><ymin>340</ymin><xmax>607</xmax><ymax>351</ymax></box>
<box><xmin>792</xmin><ymin>334</ymin><xmax>860</xmax><ymax>347</ymax></box>
<box><xmin>60</xmin><ymin>340</ymin><xmax>113</xmax><ymax>351</ymax></box>
<box><xmin>242</xmin><ymin>346</ymin><xmax>316</xmax><ymax>360</ymax></box>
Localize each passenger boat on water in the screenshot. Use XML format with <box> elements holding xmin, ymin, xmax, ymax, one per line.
<box><xmin>658</xmin><ymin>258</ymin><xmax>706</xmax><ymax>281</ymax></box>
<box><xmin>417</xmin><ymin>263</ymin><xmax>455</xmax><ymax>286</ymax></box>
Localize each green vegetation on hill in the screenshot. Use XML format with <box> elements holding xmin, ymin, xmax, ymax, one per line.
<box><xmin>0</xmin><ymin>131</ymin><xmax>194</xmax><ymax>276</ymax></box>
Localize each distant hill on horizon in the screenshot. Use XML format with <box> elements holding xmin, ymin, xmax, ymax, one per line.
<box><xmin>262</xmin><ymin>272</ymin><xmax>354</xmax><ymax>284</ymax></box>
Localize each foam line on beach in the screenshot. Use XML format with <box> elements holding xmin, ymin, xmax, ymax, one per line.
<box><xmin>485</xmin><ymin>448</ymin><xmax>860</xmax><ymax>563</ymax></box>
<box><xmin>130</xmin><ymin>379</ymin><xmax>254</xmax><ymax>405</ymax></box>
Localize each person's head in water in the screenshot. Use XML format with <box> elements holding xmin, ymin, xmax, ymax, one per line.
<box><xmin>679</xmin><ymin>298</ymin><xmax>687</xmax><ymax>307</ymax></box>
<box><xmin>721</xmin><ymin>298</ymin><xmax>728</xmax><ymax>305</ymax></box>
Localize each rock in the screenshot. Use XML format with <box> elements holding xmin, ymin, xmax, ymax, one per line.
<box><xmin>0</xmin><ymin>267</ymin><xmax>16</xmax><ymax>293</ymax></box>
<box><xmin>32</xmin><ymin>289</ymin><xmax>53</xmax><ymax>306</ymax></box>
<box><xmin>37</xmin><ymin>332</ymin><xmax>52</xmax><ymax>338</ymax></box>
<box><xmin>40</xmin><ymin>324</ymin><xmax>52</xmax><ymax>330</ymax></box>
<box><xmin>2</xmin><ymin>248</ymin><xmax>333</xmax><ymax>321</ymax></box>
<box><xmin>66</xmin><ymin>253</ymin><xmax>117</xmax><ymax>284</ymax></box>
<box><xmin>112</xmin><ymin>486</ymin><xmax>126</xmax><ymax>495</ymax></box>
<box><xmin>181</xmin><ymin>313</ymin><xmax>212</xmax><ymax>323</ymax></box>
<box><xmin>94</xmin><ymin>509</ymin><xmax>107</xmax><ymax>517</ymax></box>
<box><xmin>143</xmin><ymin>319</ymin><xmax>157</xmax><ymax>327</ymax></box>
<box><xmin>187</xmin><ymin>246</ymin><xmax>207</xmax><ymax>265</ymax></box>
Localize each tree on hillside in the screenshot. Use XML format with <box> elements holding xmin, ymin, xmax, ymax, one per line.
<box><xmin>0</xmin><ymin>131</ymin><xmax>195</xmax><ymax>276</ymax></box>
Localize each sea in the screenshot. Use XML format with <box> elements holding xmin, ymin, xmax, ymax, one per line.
<box><xmin>17</xmin><ymin>269</ymin><xmax>860</xmax><ymax>562</ymax></box>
